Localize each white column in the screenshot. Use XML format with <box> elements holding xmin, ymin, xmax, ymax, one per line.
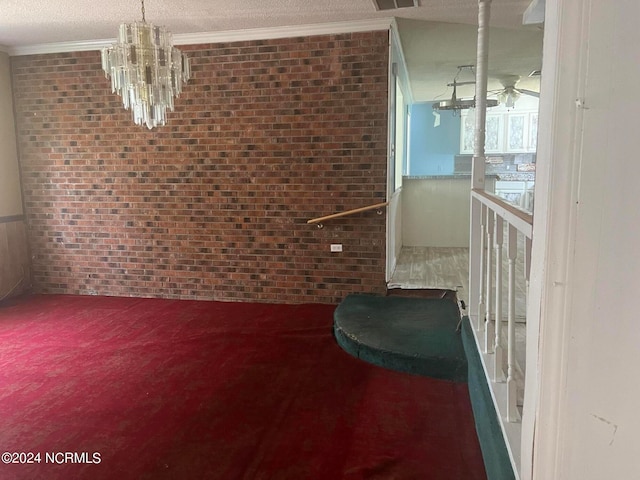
<box><xmin>470</xmin><ymin>0</ymin><xmax>491</xmax><ymax>331</ymax></box>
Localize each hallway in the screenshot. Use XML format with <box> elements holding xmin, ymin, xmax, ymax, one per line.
<box><xmin>389</xmin><ymin>246</ymin><xmax>469</xmax><ymax>302</ymax></box>
<box><xmin>389</xmin><ymin>245</ymin><xmax>528</xmax><ymax>320</ymax></box>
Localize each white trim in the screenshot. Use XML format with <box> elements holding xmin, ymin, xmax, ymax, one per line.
<box><xmin>175</xmin><ymin>18</ymin><xmax>393</xmax><ymax>45</ymax></box>
<box><xmin>9</xmin><ymin>38</ymin><xmax>113</xmax><ymax>56</ymax></box>
<box><xmin>7</xmin><ymin>18</ymin><xmax>393</xmax><ymax>56</ymax></box>
<box><xmin>521</xmin><ymin>0</ymin><xmax>588</xmax><ymax>478</ymax></box>
<box><xmin>385</xmin><ymin>187</ymin><xmax>402</xmax><ymax>283</ymax></box>
<box><xmin>388</xmin><ymin>19</ymin><xmax>414</xmax><ymax>105</ymax></box>
<box><xmin>386</xmin><ymin>29</ymin><xmax>397</xmax><ymax>282</ymax></box>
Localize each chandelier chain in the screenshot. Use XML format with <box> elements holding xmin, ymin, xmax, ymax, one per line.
<box><xmin>141</xmin><ymin>0</ymin><xmax>146</xmax><ymax>22</ymax></box>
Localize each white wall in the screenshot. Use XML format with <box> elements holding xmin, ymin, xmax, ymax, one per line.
<box><xmin>0</xmin><ymin>51</ymin><xmax>22</xmax><ymax>217</ymax></box>
<box><xmin>403</xmin><ymin>178</ymin><xmax>468</xmax><ymax>248</ymax></box>
<box><xmin>402</xmin><ymin>177</ymin><xmax>495</xmax><ymax>248</ymax></box>
<box><xmin>528</xmin><ymin>0</ymin><xmax>640</xmax><ymax>478</ymax></box>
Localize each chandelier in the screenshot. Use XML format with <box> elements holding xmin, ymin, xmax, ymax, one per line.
<box><xmin>101</xmin><ymin>0</ymin><xmax>191</xmax><ymax>129</ymax></box>
<box><xmin>432</xmin><ymin>65</ymin><xmax>498</xmax><ymax>115</ymax></box>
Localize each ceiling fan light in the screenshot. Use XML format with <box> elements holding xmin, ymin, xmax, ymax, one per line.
<box><xmin>498</xmin><ymin>88</ymin><xmax>520</xmax><ymax>108</ymax></box>
<box><xmin>505</xmin><ymin>94</ymin><xmax>516</xmax><ymax>108</ymax></box>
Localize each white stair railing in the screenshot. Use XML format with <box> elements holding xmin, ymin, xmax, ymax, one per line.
<box><xmin>469</xmin><ymin>188</ymin><xmax>533</xmax><ymax>475</ymax></box>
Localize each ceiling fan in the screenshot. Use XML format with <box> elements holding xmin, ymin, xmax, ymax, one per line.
<box><xmin>490</xmin><ymin>75</ymin><xmax>539</xmax><ymax>108</ymax></box>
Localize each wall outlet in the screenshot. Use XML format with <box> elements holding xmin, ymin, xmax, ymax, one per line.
<box><xmin>330</xmin><ymin>244</ymin><xmax>343</xmax><ymax>252</ymax></box>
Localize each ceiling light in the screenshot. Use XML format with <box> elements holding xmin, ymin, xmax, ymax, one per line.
<box><xmin>101</xmin><ymin>0</ymin><xmax>191</xmax><ymax>129</ymax></box>
<box><xmin>498</xmin><ymin>87</ymin><xmax>520</xmax><ymax>108</ymax></box>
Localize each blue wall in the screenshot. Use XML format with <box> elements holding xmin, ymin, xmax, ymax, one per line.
<box><xmin>408</xmin><ymin>102</ymin><xmax>461</xmax><ymax>176</ymax></box>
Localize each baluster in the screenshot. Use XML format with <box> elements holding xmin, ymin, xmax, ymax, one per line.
<box><xmin>484</xmin><ymin>209</ymin><xmax>494</xmax><ymax>353</ymax></box>
<box><xmin>478</xmin><ymin>204</ymin><xmax>487</xmax><ymax>331</ymax></box>
<box><xmin>525</xmin><ymin>236</ymin><xmax>532</xmax><ymax>300</ymax></box>
<box><xmin>493</xmin><ymin>215</ymin><xmax>505</xmax><ymax>381</ymax></box>
<box><xmin>507</xmin><ymin>224</ymin><xmax>518</xmax><ymax>422</ymax></box>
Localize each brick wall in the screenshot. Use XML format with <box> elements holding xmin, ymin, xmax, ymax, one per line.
<box><xmin>12</xmin><ymin>31</ymin><xmax>389</xmax><ymax>304</ymax></box>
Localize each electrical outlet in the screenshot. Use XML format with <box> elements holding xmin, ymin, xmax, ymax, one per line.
<box><xmin>330</xmin><ymin>244</ymin><xmax>343</xmax><ymax>252</ymax></box>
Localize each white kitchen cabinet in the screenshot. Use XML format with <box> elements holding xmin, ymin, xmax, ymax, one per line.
<box><xmin>460</xmin><ymin>109</ymin><xmax>539</xmax><ymax>154</ymax></box>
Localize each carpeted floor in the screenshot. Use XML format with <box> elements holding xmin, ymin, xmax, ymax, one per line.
<box><xmin>0</xmin><ymin>294</ymin><xmax>486</xmax><ymax>480</ymax></box>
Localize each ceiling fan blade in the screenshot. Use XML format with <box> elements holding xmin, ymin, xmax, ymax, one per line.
<box><xmin>516</xmin><ymin>88</ymin><xmax>540</xmax><ymax>98</ymax></box>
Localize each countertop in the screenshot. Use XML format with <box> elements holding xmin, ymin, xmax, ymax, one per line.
<box><xmin>494</xmin><ymin>173</ymin><xmax>535</xmax><ymax>181</ymax></box>
<box><xmin>404</xmin><ymin>173</ymin><xmax>534</xmax><ymax>181</ymax></box>
<box><xmin>404</xmin><ymin>174</ymin><xmax>499</xmax><ymax>180</ymax></box>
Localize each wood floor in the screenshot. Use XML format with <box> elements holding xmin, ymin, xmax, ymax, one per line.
<box><xmin>389</xmin><ymin>246</ymin><xmax>468</xmax><ymax>296</ymax></box>
<box><xmin>389</xmin><ymin>246</ymin><xmax>527</xmax><ymax>319</ymax></box>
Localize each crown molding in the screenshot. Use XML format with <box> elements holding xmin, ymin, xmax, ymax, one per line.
<box><xmin>8</xmin><ymin>38</ymin><xmax>113</xmax><ymax>56</ymax></box>
<box><xmin>174</xmin><ymin>18</ymin><xmax>393</xmax><ymax>46</ymax></box>
<box><xmin>8</xmin><ymin>18</ymin><xmax>394</xmax><ymax>56</ymax></box>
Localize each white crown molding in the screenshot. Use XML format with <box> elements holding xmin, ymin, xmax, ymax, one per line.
<box><xmin>174</xmin><ymin>18</ymin><xmax>393</xmax><ymax>46</ymax></box>
<box><xmin>8</xmin><ymin>18</ymin><xmax>393</xmax><ymax>56</ymax></box>
<box><xmin>9</xmin><ymin>38</ymin><xmax>114</xmax><ymax>56</ymax></box>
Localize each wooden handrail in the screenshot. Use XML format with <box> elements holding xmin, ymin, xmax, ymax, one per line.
<box><xmin>472</xmin><ymin>188</ymin><xmax>533</xmax><ymax>237</ymax></box>
<box><xmin>307</xmin><ymin>201</ymin><xmax>389</xmax><ymax>227</ymax></box>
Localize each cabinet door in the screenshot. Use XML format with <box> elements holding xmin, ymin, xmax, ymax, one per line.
<box><xmin>460</xmin><ymin>111</ymin><xmax>539</xmax><ymax>154</ymax></box>
<box><xmin>507</xmin><ymin>114</ymin><xmax>527</xmax><ymax>152</ymax></box>
<box><xmin>485</xmin><ymin>114</ymin><xmax>503</xmax><ymax>153</ymax></box>
<box><xmin>460</xmin><ymin>113</ymin><xmax>504</xmax><ymax>153</ymax></box>
<box><xmin>460</xmin><ymin>112</ymin><xmax>475</xmax><ymax>154</ymax></box>
<box><xmin>528</xmin><ymin>113</ymin><xmax>538</xmax><ymax>151</ymax></box>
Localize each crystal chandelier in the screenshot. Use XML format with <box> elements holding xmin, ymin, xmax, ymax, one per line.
<box><xmin>101</xmin><ymin>0</ymin><xmax>191</xmax><ymax>129</ymax></box>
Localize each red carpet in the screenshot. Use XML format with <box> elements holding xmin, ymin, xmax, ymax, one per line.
<box><xmin>0</xmin><ymin>295</ymin><xmax>486</xmax><ymax>480</ymax></box>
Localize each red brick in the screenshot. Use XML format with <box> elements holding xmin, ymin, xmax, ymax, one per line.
<box><xmin>12</xmin><ymin>31</ymin><xmax>389</xmax><ymax>304</ymax></box>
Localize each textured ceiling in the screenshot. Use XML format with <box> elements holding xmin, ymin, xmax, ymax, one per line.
<box><xmin>398</xmin><ymin>18</ymin><xmax>543</xmax><ymax>101</ymax></box>
<box><xmin>0</xmin><ymin>0</ymin><xmax>543</xmax><ymax>102</ymax></box>
<box><xmin>0</xmin><ymin>0</ymin><xmax>535</xmax><ymax>47</ymax></box>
